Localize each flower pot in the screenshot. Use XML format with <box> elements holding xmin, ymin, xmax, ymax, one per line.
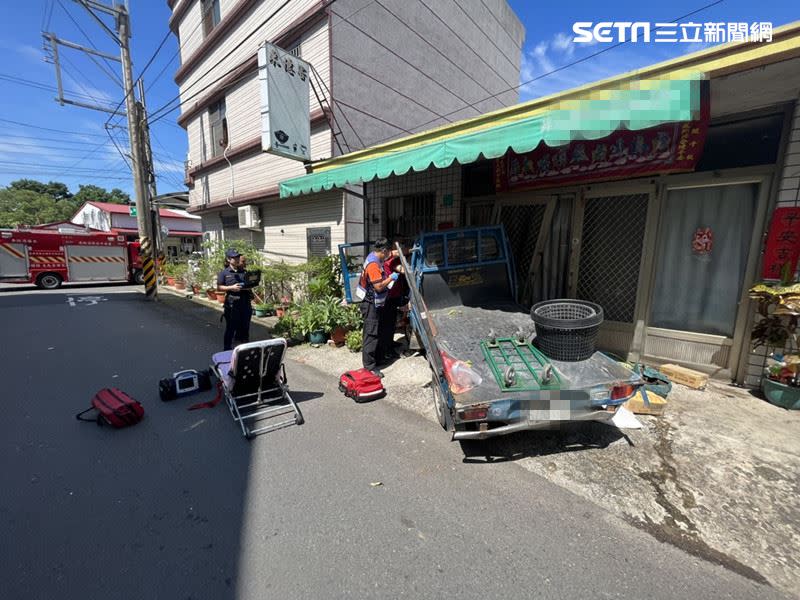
<box><xmin>215</xmin><ymin>291</ymin><xmax>226</xmax><ymax>304</ymax></box>
<box><xmin>175</xmin><ymin>281</ymin><xmax>186</xmax><ymax>290</ymax></box>
<box><xmin>331</xmin><ymin>326</ymin><xmax>348</xmax><ymax>346</ymax></box>
<box><xmin>166</xmin><ymin>277</ymin><xmax>176</xmax><ymax>286</ymax></box>
<box><xmin>275</xmin><ymin>307</ymin><xmax>286</xmax><ymax>318</ymax></box>
<box><xmin>206</xmin><ymin>289</ymin><xmax>217</xmax><ymax>301</ymax></box>
<box><xmin>254</xmin><ymin>308</ymin><xmax>268</xmax><ymax>318</ymax></box>
<box><xmin>308</xmin><ymin>330</ymin><xmax>328</xmax><ymax>345</ymax></box>
<box><xmin>192</xmin><ymin>285</ymin><xmax>201</xmax><ymax>295</ymax></box>
<box><xmin>762</xmin><ymin>377</ymin><xmax>800</xmax><ymax>410</ymax></box>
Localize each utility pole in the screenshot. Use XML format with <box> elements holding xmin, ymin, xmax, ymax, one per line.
<box><xmin>137</xmin><ymin>79</ymin><xmax>164</xmax><ymax>262</ymax></box>
<box><xmin>117</xmin><ymin>4</ymin><xmax>157</xmax><ymax>299</ymax></box>
<box><xmin>45</xmin><ymin>0</ymin><xmax>158</xmax><ymax>299</ymax></box>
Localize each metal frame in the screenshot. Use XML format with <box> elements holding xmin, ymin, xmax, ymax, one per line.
<box><xmin>210</xmin><ymin>339</ymin><xmax>303</xmax><ymax>439</ymax></box>
<box><xmin>569</xmin><ymin>182</ymin><xmax>656</xmax><ymax>360</ymax></box>
<box><xmin>638</xmin><ymin>167</ymin><xmax>775</xmax><ymax>377</ymax></box>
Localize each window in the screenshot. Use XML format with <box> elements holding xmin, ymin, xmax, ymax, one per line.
<box><xmin>287</xmin><ymin>42</ymin><xmax>301</xmax><ymax>58</ymax></box>
<box><xmin>461</xmin><ymin>160</ymin><xmax>496</xmax><ymax>197</ymax></box>
<box><xmin>202</xmin><ymin>0</ymin><xmax>221</xmax><ymax>37</ymax></box>
<box><xmin>385</xmin><ymin>193</ymin><xmax>436</xmax><ymax>243</ymax></box>
<box><xmin>220</xmin><ymin>214</ymin><xmax>238</xmax><ymax>228</ymax></box>
<box><xmin>209</xmin><ymin>99</ymin><xmax>228</xmax><ymax>158</ymax></box>
<box><xmin>696</xmin><ymin>112</ymin><xmax>785</xmax><ymax>171</ymax></box>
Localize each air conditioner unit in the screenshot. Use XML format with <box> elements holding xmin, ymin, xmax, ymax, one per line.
<box><xmin>237</xmin><ymin>205</ymin><xmax>261</xmax><ymax>229</ymax></box>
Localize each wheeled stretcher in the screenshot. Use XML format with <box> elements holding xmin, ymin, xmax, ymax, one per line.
<box><xmin>210</xmin><ymin>338</ymin><xmax>303</xmax><ymax>439</ymax></box>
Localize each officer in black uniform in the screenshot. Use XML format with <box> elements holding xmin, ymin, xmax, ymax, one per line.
<box><xmin>217</xmin><ymin>248</ymin><xmax>253</xmax><ymax>350</ymax></box>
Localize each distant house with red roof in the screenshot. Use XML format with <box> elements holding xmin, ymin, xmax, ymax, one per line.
<box><xmin>70</xmin><ymin>201</ymin><xmax>202</xmax><ymax>257</ymax></box>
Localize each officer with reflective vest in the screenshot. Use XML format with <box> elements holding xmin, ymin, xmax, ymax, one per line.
<box><xmin>357</xmin><ymin>238</ymin><xmax>399</xmax><ymax>378</ymax></box>
<box><xmin>217</xmin><ymin>248</ymin><xmax>252</xmax><ymax>351</ymax></box>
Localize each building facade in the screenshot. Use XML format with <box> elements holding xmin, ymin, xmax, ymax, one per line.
<box><xmin>167</xmin><ymin>0</ymin><xmax>524</xmax><ymax>263</ymax></box>
<box><xmin>280</xmin><ymin>23</ymin><xmax>800</xmax><ymax>385</ymax></box>
<box><xmin>70</xmin><ymin>201</ymin><xmax>202</xmax><ymax>257</ymax></box>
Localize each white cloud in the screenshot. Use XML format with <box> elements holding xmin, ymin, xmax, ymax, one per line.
<box><xmin>552</xmin><ymin>32</ymin><xmax>575</xmax><ymax>58</ymax></box>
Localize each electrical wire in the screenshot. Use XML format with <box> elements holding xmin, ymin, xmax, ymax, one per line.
<box><xmin>0</xmin><ymin>117</ymin><xmax>112</xmax><ymax>137</ymax></box>
<box><xmin>363</xmin><ymin>0</ymin><xmax>727</xmax><ymax>149</ymax></box>
<box><xmin>147</xmin><ymin>0</ymin><xmax>295</xmax><ymax>123</ymax></box>
<box><xmin>55</xmin><ymin>0</ymin><xmax>124</xmax><ymax>87</ymax></box>
<box><xmin>0</xmin><ymin>73</ymin><xmax>117</xmax><ymax>104</ymax></box>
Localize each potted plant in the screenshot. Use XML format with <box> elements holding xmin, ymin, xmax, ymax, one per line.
<box><xmin>169</xmin><ymin>262</ymin><xmax>187</xmax><ymax>290</ymax></box>
<box><xmin>749</xmin><ymin>280</ymin><xmax>800</xmax><ymax>410</ymax></box>
<box><xmin>254</xmin><ymin>302</ymin><xmax>273</xmax><ymax>318</ymax></box>
<box><xmin>345</xmin><ymin>329</ymin><xmax>362</xmax><ymax>353</ymax></box>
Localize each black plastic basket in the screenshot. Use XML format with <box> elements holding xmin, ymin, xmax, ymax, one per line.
<box><xmin>530</xmin><ymin>300</ymin><xmax>604</xmax><ymax>361</ymax></box>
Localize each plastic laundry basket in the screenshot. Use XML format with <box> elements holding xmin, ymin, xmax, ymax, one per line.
<box><xmin>531</xmin><ymin>300</ymin><xmax>604</xmax><ymax>361</ymax></box>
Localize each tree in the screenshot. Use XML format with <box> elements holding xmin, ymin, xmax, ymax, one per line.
<box><xmin>0</xmin><ymin>188</ymin><xmax>79</xmax><ymax>227</ymax></box>
<box><xmin>73</xmin><ymin>184</ymin><xmax>130</xmax><ymax>205</ymax></box>
<box><xmin>8</xmin><ymin>179</ymin><xmax>72</xmax><ymax>201</ymax></box>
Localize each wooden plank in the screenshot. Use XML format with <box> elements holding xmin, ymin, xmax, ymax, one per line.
<box><xmin>659</xmin><ymin>363</ymin><xmax>709</xmax><ymax>390</ymax></box>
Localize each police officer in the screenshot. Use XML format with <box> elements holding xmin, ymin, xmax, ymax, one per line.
<box><xmin>217</xmin><ymin>248</ymin><xmax>253</xmax><ymax>351</ymax></box>
<box><xmin>358</xmin><ymin>238</ymin><xmax>399</xmax><ymax>378</ymax></box>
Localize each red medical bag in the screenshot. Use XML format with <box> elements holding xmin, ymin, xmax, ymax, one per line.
<box><xmin>76</xmin><ymin>388</ymin><xmax>145</xmax><ymax>428</ymax></box>
<box><xmin>338</xmin><ymin>369</ymin><xmax>385</xmax><ymax>403</ymax></box>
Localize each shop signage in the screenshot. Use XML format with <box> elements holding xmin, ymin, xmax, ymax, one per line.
<box><xmin>762</xmin><ymin>207</ymin><xmax>800</xmax><ymax>281</ymax></box>
<box><xmin>257</xmin><ymin>42</ymin><xmax>311</xmax><ymax>162</ymax></box>
<box><xmin>495</xmin><ymin>94</ymin><xmax>709</xmax><ymax>192</ymax></box>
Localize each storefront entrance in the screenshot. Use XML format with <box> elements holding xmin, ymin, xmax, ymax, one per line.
<box><xmin>495</xmin><ymin>176</ymin><xmax>769</xmax><ymax>375</ymax></box>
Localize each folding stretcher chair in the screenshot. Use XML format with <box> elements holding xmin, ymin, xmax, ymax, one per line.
<box><xmin>210</xmin><ymin>338</ymin><xmax>304</xmax><ymax>439</ymax></box>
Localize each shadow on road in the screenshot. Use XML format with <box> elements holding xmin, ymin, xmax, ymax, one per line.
<box><xmin>459</xmin><ymin>421</ymin><xmax>627</xmax><ymax>463</ymax></box>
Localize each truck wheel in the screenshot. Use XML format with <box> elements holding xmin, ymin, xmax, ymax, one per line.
<box><xmin>133</xmin><ymin>270</ymin><xmax>145</xmax><ymax>285</ymax></box>
<box><xmin>431</xmin><ymin>378</ymin><xmax>448</xmax><ymax>429</ymax></box>
<box><xmin>36</xmin><ymin>273</ymin><xmax>63</xmax><ymax>289</ymax></box>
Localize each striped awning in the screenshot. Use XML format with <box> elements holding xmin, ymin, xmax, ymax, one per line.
<box><xmin>280</xmin><ymin>77</ymin><xmax>704</xmax><ymax>198</ymax></box>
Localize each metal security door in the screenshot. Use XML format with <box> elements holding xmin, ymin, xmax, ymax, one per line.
<box><xmin>570</xmin><ymin>189</ymin><xmax>652</xmax><ymax>358</ymax></box>
<box><xmin>0</xmin><ymin>241</ymin><xmax>29</xmax><ymax>278</ymax></box>
<box><xmin>66</xmin><ymin>245</ymin><xmax>128</xmax><ymax>282</ymax></box>
<box><xmin>496</xmin><ymin>198</ymin><xmax>552</xmax><ymax>305</ymax></box>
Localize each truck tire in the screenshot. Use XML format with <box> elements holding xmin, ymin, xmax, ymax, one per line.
<box><xmin>36</xmin><ymin>273</ymin><xmax>63</xmax><ymax>289</ymax></box>
<box><xmin>431</xmin><ymin>377</ymin><xmax>448</xmax><ymax>430</ymax></box>
<box><xmin>133</xmin><ymin>269</ymin><xmax>145</xmax><ymax>285</ymax></box>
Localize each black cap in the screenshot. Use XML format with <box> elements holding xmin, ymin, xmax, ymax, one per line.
<box><xmin>225</xmin><ymin>248</ymin><xmax>241</xmax><ymax>259</ymax></box>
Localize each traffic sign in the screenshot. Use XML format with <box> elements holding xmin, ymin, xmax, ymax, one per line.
<box><xmin>129</xmin><ymin>205</ymin><xmax>137</xmax><ymax>217</ymax></box>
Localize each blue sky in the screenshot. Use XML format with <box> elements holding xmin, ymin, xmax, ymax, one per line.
<box><xmin>0</xmin><ymin>1</ymin><xmax>796</xmax><ymax>197</ymax></box>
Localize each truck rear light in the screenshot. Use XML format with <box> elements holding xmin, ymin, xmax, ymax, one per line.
<box><xmin>439</xmin><ymin>349</ymin><xmax>482</xmax><ymax>394</ymax></box>
<box><xmin>459</xmin><ymin>406</ymin><xmax>489</xmax><ymax>421</ymax></box>
<box><xmin>611</xmin><ymin>384</ymin><xmax>635</xmax><ymax>401</ymax></box>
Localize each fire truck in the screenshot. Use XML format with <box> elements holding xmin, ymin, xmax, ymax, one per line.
<box><xmin>0</xmin><ymin>228</ymin><xmax>144</xmax><ymax>289</ymax></box>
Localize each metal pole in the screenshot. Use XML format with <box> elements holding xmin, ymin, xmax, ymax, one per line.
<box><xmin>118</xmin><ymin>6</ymin><xmax>157</xmax><ymax>298</ymax></box>
<box><xmin>137</xmin><ymin>79</ymin><xmax>163</xmax><ymax>261</ymax></box>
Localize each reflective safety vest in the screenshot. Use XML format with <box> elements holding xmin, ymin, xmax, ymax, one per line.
<box><xmin>356</xmin><ymin>252</ymin><xmax>387</xmax><ymax>307</ymax></box>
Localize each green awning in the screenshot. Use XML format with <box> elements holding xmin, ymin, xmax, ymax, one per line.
<box><xmin>280</xmin><ymin>78</ymin><xmax>703</xmax><ymax>198</ymax></box>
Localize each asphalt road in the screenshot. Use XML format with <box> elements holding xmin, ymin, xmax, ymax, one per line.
<box><xmin>0</xmin><ymin>284</ymin><xmax>791</xmax><ymax>600</ymax></box>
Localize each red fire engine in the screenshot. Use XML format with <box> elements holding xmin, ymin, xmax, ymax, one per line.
<box><xmin>0</xmin><ymin>228</ymin><xmax>144</xmax><ymax>289</ymax></box>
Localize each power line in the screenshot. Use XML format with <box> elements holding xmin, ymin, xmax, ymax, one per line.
<box><xmin>362</xmin><ymin>0</ymin><xmax>726</xmax><ymax>149</ymax></box>
<box><xmin>147</xmin><ymin>0</ymin><xmax>294</xmax><ymax>122</ymax></box>
<box><xmin>334</xmin><ymin>99</ymin><xmax>413</xmax><ymax>135</ymax></box>
<box><xmin>0</xmin><ymin>133</ymin><xmax>122</xmax><ymax>145</ymax></box>
<box><xmin>147</xmin><ymin>0</ymin><xmax>379</xmax><ymax>127</ymax></box>
<box><xmin>445</xmin><ymin>0</ymin><xmax>519</xmax><ymax>74</ymax></box>
<box><xmin>477</xmin><ymin>0</ymin><xmax>523</xmax><ymax>51</ymax></box>
<box><xmin>55</xmin><ymin>0</ymin><xmax>123</xmax><ymax>87</ymax></box>
<box><xmin>373</xmin><ymin>0</ymin><xmax>498</xmax><ymax>100</ymax></box>
<box><xmin>0</xmin><ymin>73</ymin><xmax>117</xmax><ymax>104</ymax></box>
<box><xmin>104</xmin><ymin>27</ymin><xmax>174</xmax><ymax>126</ymax></box>
<box><xmin>0</xmin><ymin>117</ymin><xmax>112</xmax><ymax>137</ymax></box>
<box><xmin>416</xmin><ymin>0</ymin><xmax>518</xmax><ymax>88</ymax></box>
